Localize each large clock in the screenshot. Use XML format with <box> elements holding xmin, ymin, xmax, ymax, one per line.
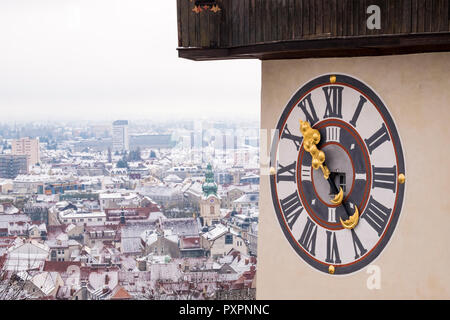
<box><xmin>270</xmin><ymin>74</ymin><xmax>406</xmax><ymax>275</ymax></box>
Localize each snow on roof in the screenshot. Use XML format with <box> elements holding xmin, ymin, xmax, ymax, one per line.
<box><xmin>202</xmin><ymin>224</ymin><xmax>229</xmax><ymax>241</ymax></box>
<box><xmin>233</xmin><ymin>192</ymin><xmax>259</xmax><ymax>204</ymax></box>
<box><xmin>148</xmin><ymin>211</ymin><xmax>166</xmax><ymax>222</ymax></box>
<box><xmin>121</xmin><ymin>238</ymin><xmax>142</xmax><ymax>254</ymax></box>
<box><xmin>121</xmin><ymin>222</ymin><xmax>157</xmax><ymax>238</ymax></box>
<box><xmin>99</xmin><ymin>193</ymin><xmax>123</xmax><ymax>200</ymax></box>
<box><xmin>0</xmin><ymin>179</ymin><xmax>13</xmax><ymax>185</ymax></box>
<box><xmin>141</xmin><ymin>229</ymin><xmax>179</xmax><ymax>247</ymax></box>
<box><xmin>161</xmin><ymin>218</ymin><xmax>199</xmax><ymax>236</ymax></box>
<box><xmin>234</xmin><ymin>214</ymin><xmax>251</xmax><ymax>220</ymax></box>
<box><xmin>164</xmin><ymin>174</ymin><xmax>182</xmax><ymax>183</ymax></box>
<box><xmin>88</xmin><ymin>270</ymin><xmax>118</xmax><ymax>291</ymax></box>
<box><xmin>140</xmin><ymin>230</ymin><xmax>158</xmax><ymax>247</ymax></box>
<box><xmin>56</xmin><ymin>233</ymin><xmax>69</xmax><ymax>242</ymax></box>
<box><xmin>121</xmin><ymin>222</ymin><xmax>156</xmax><ymax>254</ymax></box>
<box><xmin>0</xmin><ymin>204</ymin><xmax>19</xmax><ymax>215</ymax></box>
<box><xmin>32</xmin><ymin>272</ymin><xmax>61</xmax><ymax>296</ymax></box>
<box><xmin>0</xmin><ymin>214</ymin><xmax>30</xmax><ymax>223</ymax></box>
<box><xmin>223</xmin><ymin>184</ymin><xmax>259</xmax><ymax>193</ymax></box>
<box><xmin>65</xmin><ymin>223</ymin><xmax>76</xmax><ymax>233</ymax></box>
<box><xmin>59</xmin><ymin>210</ymin><xmax>106</xmax><ymax>219</ymax></box>
<box><xmin>4</xmin><ymin>240</ymin><xmax>49</xmax><ymax>271</ymax></box>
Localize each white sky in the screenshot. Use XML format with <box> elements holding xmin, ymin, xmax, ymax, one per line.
<box><xmin>0</xmin><ymin>0</ymin><xmax>261</xmax><ymax>123</ymax></box>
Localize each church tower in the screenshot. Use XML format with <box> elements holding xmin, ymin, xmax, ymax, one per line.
<box><xmin>199</xmin><ymin>164</ymin><xmax>221</xmax><ymax>227</ymax></box>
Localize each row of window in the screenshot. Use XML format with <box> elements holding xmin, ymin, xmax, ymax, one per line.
<box><xmin>62</xmin><ymin>218</ymin><xmax>104</xmax><ymax>223</ymax></box>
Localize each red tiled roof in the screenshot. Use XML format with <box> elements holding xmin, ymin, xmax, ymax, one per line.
<box><xmin>181</xmin><ymin>236</ymin><xmax>201</xmax><ymax>249</ymax></box>
<box><xmin>111</xmin><ymin>286</ymin><xmax>132</xmax><ymax>300</ymax></box>
<box><xmin>43</xmin><ymin>261</ymin><xmax>82</xmax><ymax>273</ymax></box>
<box><xmin>0</xmin><ymin>254</ymin><xmax>6</xmax><ymax>270</ymax></box>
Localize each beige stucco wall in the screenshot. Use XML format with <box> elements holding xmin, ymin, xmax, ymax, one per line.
<box><xmin>257</xmin><ymin>52</ymin><xmax>450</xmax><ymax>299</ymax></box>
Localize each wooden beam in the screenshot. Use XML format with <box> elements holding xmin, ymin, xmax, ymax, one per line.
<box><xmin>178</xmin><ymin>32</ymin><xmax>450</xmax><ymax>61</ymax></box>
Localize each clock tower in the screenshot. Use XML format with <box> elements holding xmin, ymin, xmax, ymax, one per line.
<box><xmin>199</xmin><ymin>164</ymin><xmax>221</xmax><ymax>227</ymax></box>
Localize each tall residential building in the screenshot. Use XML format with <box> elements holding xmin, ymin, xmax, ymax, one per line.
<box><xmin>11</xmin><ymin>137</ymin><xmax>40</xmax><ymax>167</ymax></box>
<box><xmin>112</xmin><ymin>120</ymin><xmax>129</xmax><ymax>153</ymax></box>
<box><xmin>0</xmin><ymin>155</ymin><xmax>28</xmax><ymax>179</ymax></box>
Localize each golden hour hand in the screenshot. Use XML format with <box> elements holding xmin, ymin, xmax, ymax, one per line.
<box><xmin>299</xmin><ymin>120</ymin><xmax>359</xmax><ymax>229</ymax></box>
<box><xmin>299</xmin><ymin>120</ymin><xmax>330</xmax><ymax>180</ymax></box>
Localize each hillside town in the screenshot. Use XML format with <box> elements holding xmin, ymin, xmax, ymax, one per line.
<box><xmin>0</xmin><ymin>119</ymin><xmax>259</xmax><ymax>300</ymax></box>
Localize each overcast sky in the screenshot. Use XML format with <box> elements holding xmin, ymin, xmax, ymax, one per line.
<box><xmin>0</xmin><ymin>0</ymin><xmax>261</xmax><ymax>123</ymax></box>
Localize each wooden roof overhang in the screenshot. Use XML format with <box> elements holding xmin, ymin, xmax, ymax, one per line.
<box><xmin>176</xmin><ymin>0</ymin><xmax>450</xmax><ymax>61</ymax></box>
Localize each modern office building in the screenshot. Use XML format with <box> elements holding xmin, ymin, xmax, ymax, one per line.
<box><xmin>11</xmin><ymin>137</ymin><xmax>40</xmax><ymax>167</ymax></box>
<box><xmin>112</xmin><ymin>120</ymin><xmax>129</xmax><ymax>153</ymax></box>
<box><xmin>0</xmin><ymin>155</ymin><xmax>28</xmax><ymax>179</ymax></box>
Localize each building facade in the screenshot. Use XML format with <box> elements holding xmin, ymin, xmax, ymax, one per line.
<box><xmin>11</xmin><ymin>137</ymin><xmax>40</xmax><ymax>167</ymax></box>
<box><xmin>112</xmin><ymin>120</ymin><xmax>129</xmax><ymax>153</ymax></box>
<box><xmin>0</xmin><ymin>155</ymin><xmax>28</xmax><ymax>179</ymax></box>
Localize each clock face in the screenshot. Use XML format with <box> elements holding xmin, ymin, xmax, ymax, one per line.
<box><xmin>270</xmin><ymin>74</ymin><xmax>405</xmax><ymax>275</ymax></box>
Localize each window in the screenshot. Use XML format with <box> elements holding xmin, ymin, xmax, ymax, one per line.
<box><xmin>339</xmin><ymin>174</ymin><xmax>346</xmax><ymax>192</ymax></box>
<box><xmin>329</xmin><ymin>172</ymin><xmax>346</xmax><ymax>194</ymax></box>
<box><xmin>210</xmin><ymin>206</ymin><xmax>215</xmax><ymax>215</ymax></box>
<box><xmin>225</xmin><ymin>234</ymin><xmax>233</xmax><ymax>245</ymax></box>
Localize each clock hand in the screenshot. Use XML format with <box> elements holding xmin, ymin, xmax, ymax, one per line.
<box><xmin>299</xmin><ymin>120</ymin><xmax>359</xmax><ymax>229</ymax></box>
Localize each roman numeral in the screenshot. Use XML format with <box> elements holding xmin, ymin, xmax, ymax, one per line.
<box><xmin>280</xmin><ymin>191</ymin><xmax>304</xmax><ymax>229</ymax></box>
<box><xmin>372</xmin><ymin>165</ymin><xmax>397</xmax><ymax>192</ymax></box>
<box><xmin>363</xmin><ymin>196</ymin><xmax>392</xmax><ymax>236</ymax></box>
<box><xmin>298</xmin><ymin>217</ymin><xmax>317</xmax><ymax>256</ymax></box>
<box><xmin>281</xmin><ymin>124</ymin><xmax>303</xmax><ymax>151</ymax></box>
<box><xmin>351</xmin><ymin>229</ymin><xmax>368</xmax><ymax>260</ymax></box>
<box><xmin>298</xmin><ymin>94</ymin><xmax>319</xmax><ymax>125</ymax></box>
<box><xmin>365</xmin><ymin>123</ymin><xmax>391</xmax><ymax>154</ymax></box>
<box><xmin>355</xmin><ymin>173</ymin><xmax>367</xmax><ymax>181</ymax></box>
<box><xmin>277</xmin><ymin>161</ymin><xmax>296</xmax><ymax>182</ymax></box>
<box><xmin>325</xmin><ymin>126</ymin><xmax>341</xmax><ymax>143</ymax></box>
<box><xmin>325</xmin><ymin>231</ymin><xmax>341</xmax><ymax>264</ymax></box>
<box><xmin>323</xmin><ymin>86</ymin><xmax>344</xmax><ymax>119</ymax></box>
<box><xmin>328</xmin><ymin>207</ymin><xmax>336</xmax><ymax>223</ymax></box>
<box><xmin>301</xmin><ymin>165</ymin><xmax>312</xmax><ymax>181</ymax></box>
<box><xmin>350</xmin><ymin>95</ymin><xmax>368</xmax><ymax>128</ymax></box>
